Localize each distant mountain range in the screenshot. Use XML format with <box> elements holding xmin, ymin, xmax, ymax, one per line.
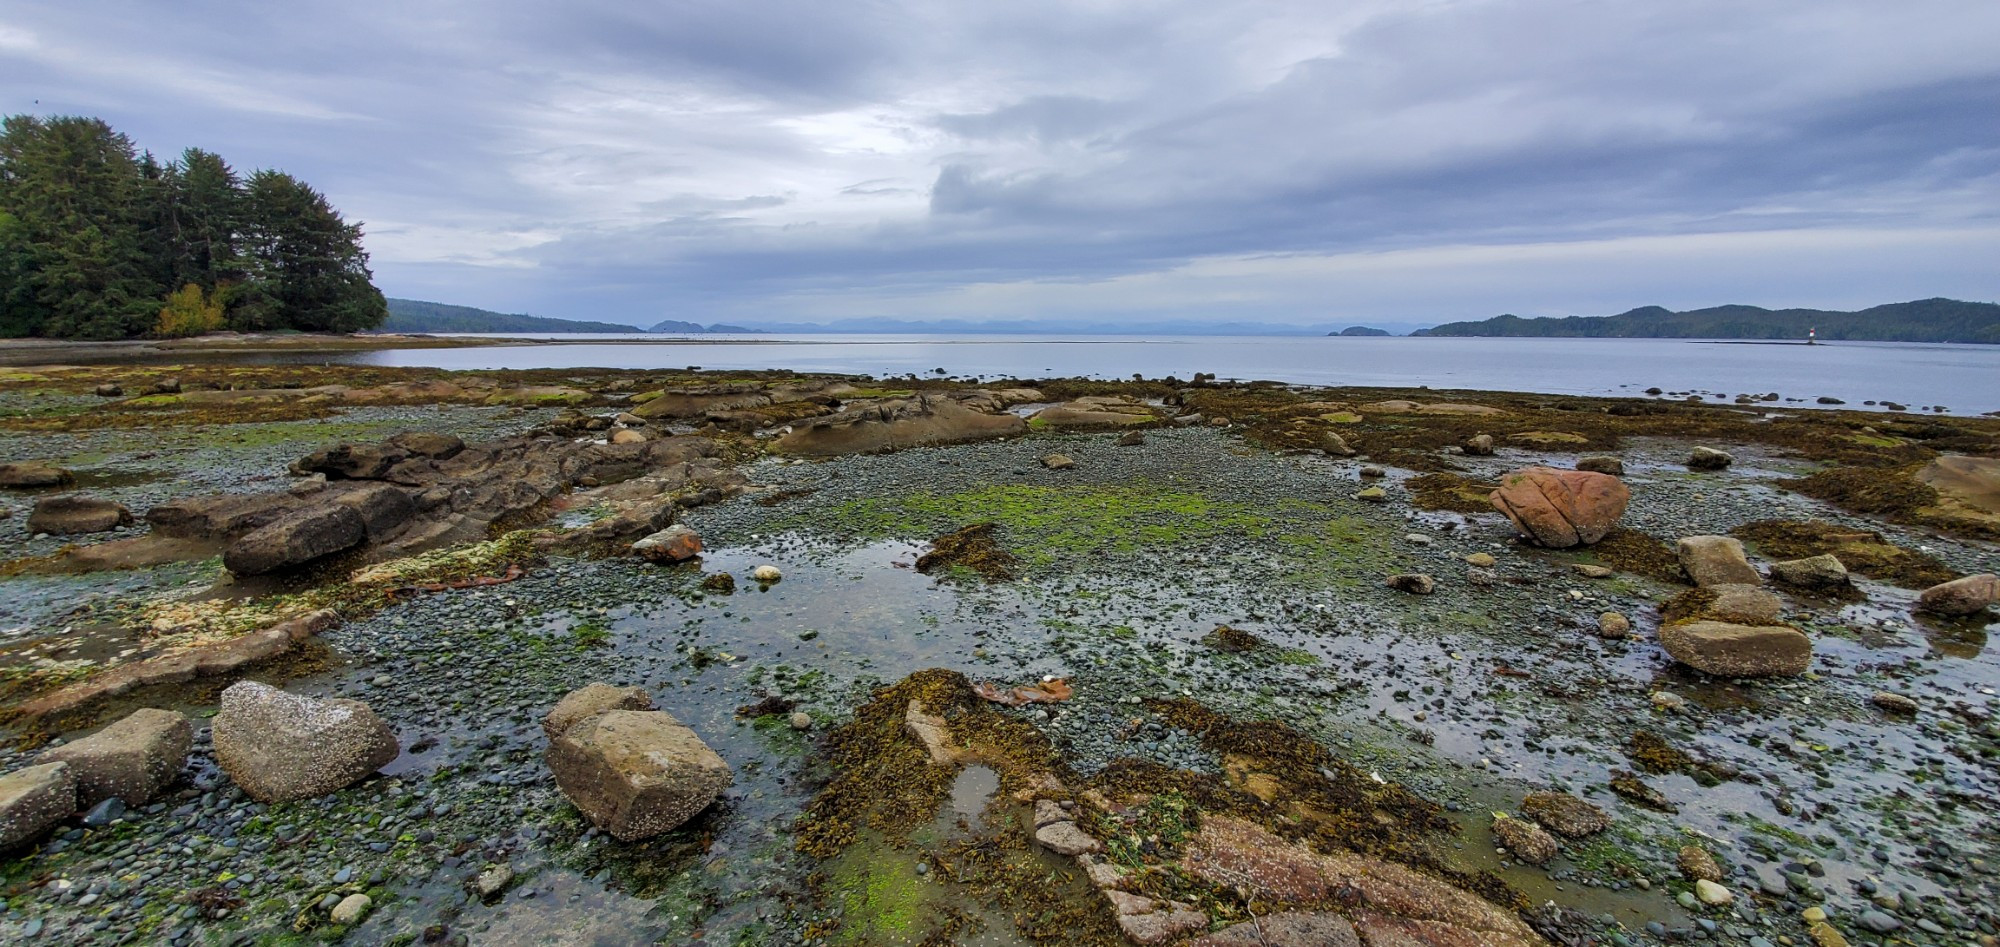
<box><xmin>1414</xmin><ymin>298</ymin><xmax>2000</xmax><ymax>343</ymax></box>
<box><xmin>383</xmin><ymin>299</ymin><xmax>642</xmax><ymax>334</ymax></box>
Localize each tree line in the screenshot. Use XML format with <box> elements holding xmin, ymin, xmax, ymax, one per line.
<box><xmin>0</xmin><ymin>115</ymin><xmax>387</xmax><ymax>340</ymax></box>
<box><xmin>1414</xmin><ymin>298</ymin><xmax>2000</xmax><ymax>344</ymax></box>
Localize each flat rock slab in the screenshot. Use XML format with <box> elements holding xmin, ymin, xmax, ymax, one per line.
<box><xmin>27</xmin><ymin>495</ymin><xmax>133</xmax><ymax>535</ymax></box>
<box><xmin>212</xmin><ymin>681</ymin><xmax>399</xmax><ymax>803</ymax></box>
<box><xmin>39</xmin><ymin>708</ymin><xmax>191</xmax><ymax>807</ymax></box>
<box><xmin>546</xmin><ymin>709</ymin><xmax>731</xmax><ymax>841</ymax></box>
<box><xmin>1661</xmin><ymin>621</ymin><xmax>1812</xmax><ymax>677</ymax></box>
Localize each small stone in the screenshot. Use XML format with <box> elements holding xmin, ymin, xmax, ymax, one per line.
<box><xmin>1117</xmin><ymin>430</ymin><xmax>1145</xmax><ymax>447</ymax></box>
<box><xmin>1354</xmin><ymin>486</ymin><xmax>1387</xmax><ymax>502</ymax></box>
<box><xmin>788</xmin><ymin>712</ymin><xmax>812</xmax><ymax>731</ymax></box>
<box><xmin>1694</xmin><ymin>879</ymin><xmax>1734</xmax><ymax>906</ymax></box>
<box><xmin>1678</xmin><ymin>844</ymin><xmax>1722</xmax><ymax>882</ymax></box>
<box><xmin>1492</xmin><ymin>815</ymin><xmax>1559</xmax><ymax>865</ymax></box>
<box><xmin>472</xmin><ymin>863</ymin><xmax>514</xmax><ymax>899</ymax></box>
<box><xmin>1870</xmin><ymin>691</ymin><xmax>1918</xmax><ymax>714</ymax></box>
<box><xmin>1035</xmin><ymin>821</ymin><xmax>1101</xmax><ymax>856</ymax></box>
<box><xmin>751</xmin><ymin>565</ymin><xmax>782</xmax><ymax>583</ymax></box>
<box><xmin>1572</xmin><ymin>563</ymin><xmax>1614</xmax><ymax>578</ymax></box>
<box><xmin>631</xmin><ymin>525</ymin><xmax>702</xmax><ymax>563</ymax></box>
<box><xmin>1039</xmin><ymin>453</ymin><xmax>1075</xmax><ymax>470</ymax></box>
<box><xmin>330</xmin><ymin>893</ymin><xmax>371</xmax><ymax>925</ymax></box>
<box><xmin>1597</xmin><ymin>612</ymin><xmax>1631</xmax><ymax>638</ymax></box>
<box><xmin>1687</xmin><ymin>446</ymin><xmax>1734</xmax><ymax>470</ymax></box>
<box><xmin>1465</xmin><ymin>552</ymin><xmax>1496</xmax><ymax>568</ymax></box>
<box><xmin>1857</xmin><ymin>909</ymin><xmax>1902</xmax><ymax>934</ymax></box>
<box><xmin>1576</xmin><ymin>456</ymin><xmax>1625</xmax><ymax>476</ymax></box>
<box><xmin>701</xmin><ymin>572</ymin><xmax>736</xmax><ymax>593</ymax></box>
<box><xmin>1385</xmin><ymin>573</ymin><xmax>1435</xmax><ymax>595</ymax></box>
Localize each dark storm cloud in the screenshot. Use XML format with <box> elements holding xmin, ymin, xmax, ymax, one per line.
<box><xmin>3</xmin><ymin>0</ymin><xmax>1996</xmax><ymax>324</ymax></box>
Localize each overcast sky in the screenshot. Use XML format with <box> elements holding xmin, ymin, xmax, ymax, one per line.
<box><xmin>5</xmin><ymin>1</ymin><xmax>1997</xmax><ymax>328</ymax></box>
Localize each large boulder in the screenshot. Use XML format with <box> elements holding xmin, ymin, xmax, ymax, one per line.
<box><xmin>0</xmin><ymin>762</ymin><xmax>76</xmax><ymax>849</ymax></box>
<box><xmin>26</xmin><ymin>495</ymin><xmax>133</xmax><ymax>534</ymax></box>
<box><xmin>330</xmin><ymin>483</ymin><xmax>417</xmax><ymax>541</ymax></box>
<box><xmin>211</xmin><ymin>682</ymin><xmax>399</xmax><ymax>803</ymax></box>
<box><xmin>1917</xmin><ymin>573</ymin><xmax>1998</xmax><ymax>617</ymax></box>
<box><xmin>291</xmin><ymin>443</ymin><xmax>409</xmax><ymax>480</ymax></box>
<box><xmin>1769</xmin><ymin>554</ymin><xmax>1849</xmax><ymax>590</ymax></box>
<box><xmin>1676</xmin><ymin>536</ymin><xmax>1760</xmax><ymax>587</ymax></box>
<box><xmin>1686</xmin><ymin>446</ymin><xmax>1734</xmax><ymax>470</ymax></box>
<box><xmin>38</xmin><ymin>708</ymin><xmax>191</xmax><ymax>807</ymax></box>
<box><xmin>386</xmin><ymin>431</ymin><xmax>465</xmax><ymax>459</ymax></box>
<box><xmin>0</xmin><ymin>462</ymin><xmax>73</xmax><ymax>488</ymax></box>
<box><xmin>543</xmin><ymin>683</ymin><xmax>655</xmax><ymax>741</ymax></box>
<box><xmin>546</xmin><ymin>710</ymin><xmax>731</xmax><ymax>840</ymax></box>
<box><xmin>1487</xmin><ymin>466</ymin><xmax>1629</xmax><ymax>548</ymax></box>
<box><xmin>222</xmin><ymin>504</ymin><xmax>367</xmax><ymax>575</ymax></box>
<box><xmin>1660</xmin><ymin>622</ymin><xmax>1812</xmax><ymax>677</ymax></box>
<box><xmin>146</xmin><ymin>491</ymin><xmax>305</xmax><ymax>541</ymax></box>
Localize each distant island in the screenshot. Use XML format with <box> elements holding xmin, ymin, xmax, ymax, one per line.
<box><xmin>1414</xmin><ymin>297</ymin><xmax>2000</xmax><ymax>344</ymax></box>
<box><xmin>383</xmin><ymin>299</ymin><xmax>641</xmax><ymax>334</ymax></box>
<box><xmin>647</xmin><ymin>319</ymin><xmax>760</xmax><ymax>334</ymax></box>
<box><xmin>1330</xmin><ymin>326</ymin><xmax>1391</xmax><ymax>337</ymax></box>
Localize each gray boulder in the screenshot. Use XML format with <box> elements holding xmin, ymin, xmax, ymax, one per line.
<box><xmin>1769</xmin><ymin>554</ymin><xmax>1849</xmax><ymax>590</ymax></box>
<box><xmin>1917</xmin><ymin>573</ymin><xmax>1998</xmax><ymax>617</ymax></box>
<box><xmin>1661</xmin><ymin>621</ymin><xmax>1811</xmax><ymax>677</ymax></box>
<box><xmin>547</xmin><ymin>709</ymin><xmax>731</xmax><ymax>841</ymax></box>
<box><xmin>38</xmin><ymin>708</ymin><xmax>191</xmax><ymax>807</ymax></box>
<box><xmin>1686</xmin><ymin>446</ymin><xmax>1734</xmax><ymax>470</ymax></box>
<box><xmin>26</xmin><ymin>495</ymin><xmax>133</xmax><ymax>535</ymax></box>
<box><xmin>223</xmin><ymin>504</ymin><xmax>367</xmax><ymax>575</ymax></box>
<box><xmin>543</xmin><ymin>683</ymin><xmax>655</xmax><ymax>741</ymax></box>
<box><xmin>211</xmin><ymin>682</ymin><xmax>399</xmax><ymax>803</ymax></box>
<box><xmin>0</xmin><ymin>762</ymin><xmax>76</xmax><ymax>849</ymax></box>
<box><xmin>1676</xmin><ymin>536</ymin><xmax>1760</xmax><ymax>587</ymax></box>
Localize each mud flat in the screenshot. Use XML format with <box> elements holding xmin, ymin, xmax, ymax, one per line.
<box><xmin>0</xmin><ymin>362</ymin><xmax>1995</xmax><ymax>946</ymax></box>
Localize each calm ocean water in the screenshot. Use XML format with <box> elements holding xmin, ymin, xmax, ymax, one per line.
<box><xmin>337</xmin><ymin>334</ymin><xmax>2000</xmax><ymax>414</ymax></box>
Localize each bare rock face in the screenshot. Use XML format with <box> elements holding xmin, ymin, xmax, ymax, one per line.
<box><xmin>1189</xmin><ymin>912</ymin><xmax>1361</xmax><ymax>947</ymax></box>
<box><xmin>1102</xmin><ymin>889</ymin><xmax>1209</xmax><ymax>946</ymax></box>
<box><xmin>222</xmin><ymin>504</ymin><xmax>367</xmax><ymax>575</ymax></box>
<box><xmin>27</xmin><ymin>495</ymin><xmax>133</xmax><ymax>535</ymax></box>
<box><xmin>0</xmin><ymin>462</ymin><xmax>73</xmax><ymax>488</ymax></box>
<box><xmin>543</xmin><ymin>683</ymin><xmax>655</xmax><ymax>741</ymax></box>
<box><xmin>1917</xmin><ymin>573</ymin><xmax>1998</xmax><ymax>617</ymax></box>
<box><xmin>0</xmin><ymin>762</ymin><xmax>77</xmax><ymax>849</ymax></box>
<box><xmin>211</xmin><ymin>682</ymin><xmax>399</xmax><ymax>803</ymax></box>
<box><xmin>1488</xmin><ymin>466</ymin><xmax>1630</xmax><ymax>548</ymax></box>
<box><xmin>1769</xmin><ymin>554</ymin><xmax>1850</xmax><ymax>590</ymax></box>
<box><xmin>38</xmin><ymin>708</ymin><xmax>191</xmax><ymax>807</ymax></box>
<box><xmin>774</xmin><ymin>394</ymin><xmax>1026</xmax><ymax>456</ymax></box>
<box><xmin>1520</xmin><ymin>791</ymin><xmax>1608</xmax><ymax>838</ymax></box>
<box><xmin>1676</xmin><ymin>536</ymin><xmax>1761</xmax><ymax>587</ymax></box>
<box><xmin>1180</xmin><ymin>815</ymin><xmax>1544</xmax><ymax>947</ymax></box>
<box><xmin>631</xmin><ymin>525</ymin><xmax>703</xmax><ymax>563</ymax></box>
<box><xmin>1660</xmin><ymin>621</ymin><xmax>1812</xmax><ymax>677</ymax></box>
<box><xmin>546</xmin><ymin>709</ymin><xmax>732</xmax><ymax>841</ymax></box>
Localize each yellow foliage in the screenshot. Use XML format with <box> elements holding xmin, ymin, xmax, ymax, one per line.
<box><xmin>155</xmin><ymin>283</ymin><xmax>225</xmax><ymax>337</ymax></box>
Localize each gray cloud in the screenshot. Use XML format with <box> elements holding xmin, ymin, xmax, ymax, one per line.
<box><xmin>2</xmin><ymin>0</ymin><xmax>1995</xmax><ymax>326</ymax></box>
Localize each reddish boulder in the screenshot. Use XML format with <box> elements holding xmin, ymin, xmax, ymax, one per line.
<box><xmin>1488</xmin><ymin>467</ymin><xmax>1629</xmax><ymax>548</ymax></box>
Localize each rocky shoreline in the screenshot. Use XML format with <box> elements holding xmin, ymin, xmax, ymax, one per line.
<box><xmin>0</xmin><ymin>363</ymin><xmax>1995</xmax><ymax>946</ymax></box>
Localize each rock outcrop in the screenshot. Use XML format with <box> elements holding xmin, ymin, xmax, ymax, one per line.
<box><xmin>211</xmin><ymin>682</ymin><xmax>399</xmax><ymax>803</ymax></box>
<box><xmin>546</xmin><ymin>709</ymin><xmax>732</xmax><ymax>841</ymax></box>
<box><xmin>774</xmin><ymin>394</ymin><xmax>1025</xmax><ymax>456</ymax></box>
<box><xmin>27</xmin><ymin>495</ymin><xmax>133</xmax><ymax>535</ymax></box>
<box><xmin>1180</xmin><ymin>815</ymin><xmax>1544</xmax><ymax>946</ymax></box>
<box><xmin>1660</xmin><ymin>621</ymin><xmax>1812</xmax><ymax>677</ymax></box>
<box><xmin>1488</xmin><ymin>466</ymin><xmax>1629</xmax><ymax>548</ymax></box>
<box><xmin>1028</xmin><ymin>396</ymin><xmax>1163</xmax><ymax>431</ymax></box>
<box><xmin>38</xmin><ymin>708</ymin><xmax>191</xmax><ymax>807</ymax></box>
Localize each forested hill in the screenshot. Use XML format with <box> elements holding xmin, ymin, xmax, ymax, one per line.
<box><xmin>1413</xmin><ymin>298</ymin><xmax>2000</xmax><ymax>343</ymax></box>
<box><xmin>0</xmin><ymin>115</ymin><xmax>386</xmax><ymax>340</ymax></box>
<box><xmin>383</xmin><ymin>299</ymin><xmax>640</xmax><ymax>334</ymax></box>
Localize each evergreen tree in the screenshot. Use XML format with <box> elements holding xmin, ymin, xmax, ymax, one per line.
<box><xmin>171</xmin><ymin>148</ymin><xmax>242</xmax><ymax>292</ymax></box>
<box><xmin>0</xmin><ymin>115</ymin><xmax>165</xmax><ymax>339</ymax></box>
<box><xmin>234</xmin><ymin>170</ymin><xmax>386</xmax><ymax>332</ymax></box>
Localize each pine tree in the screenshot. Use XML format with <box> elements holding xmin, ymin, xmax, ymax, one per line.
<box><xmin>235</xmin><ymin>170</ymin><xmax>386</xmax><ymax>332</ymax></box>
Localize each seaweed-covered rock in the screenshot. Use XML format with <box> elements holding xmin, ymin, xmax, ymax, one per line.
<box><xmin>211</xmin><ymin>682</ymin><xmax>399</xmax><ymax>802</ymax></box>
<box><xmin>1493</xmin><ymin>815</ymin><xmax>1559</xmax><ymax>865</ymax></box>
<box><xmin>546</xmin><ymin>710</ymin><xmax>732</xmax><ymax>841</ymax></box>
<box><xmin>1520</xmin><ymin>791</ymin><xmax>1608</xmax><ymax>838</ymax></box>
<box><xmin>1488</xmin><ymin>466</ymin><xmax>1629</xmax><ymax>548</ymax></box>
<box><xmin>38</xmin><ymin>708</ymin><xmax>191</xmax><ymax>807</ymax></box>
<box><xmin>1660</xmin><ymin>621</ymin><xmax>1811</xmax><ymax>677</ymax></box>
